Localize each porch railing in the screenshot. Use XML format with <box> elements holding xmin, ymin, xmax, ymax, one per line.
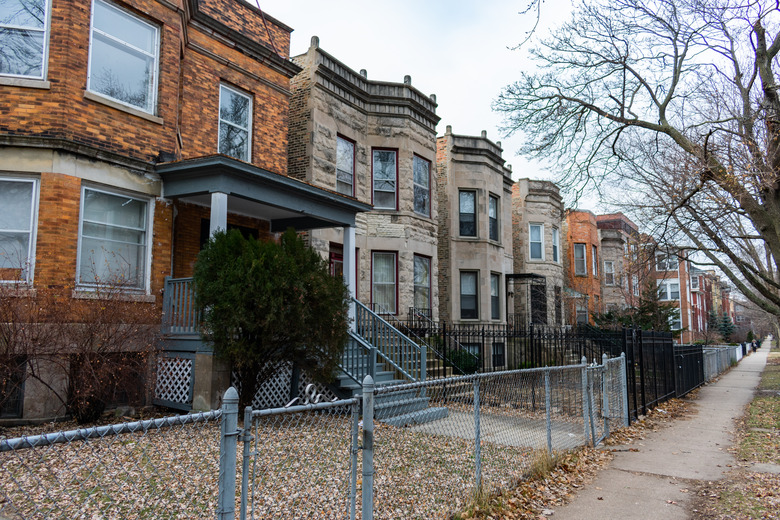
<box><xmin>162</xmin><ymin>277</ymin><xmax>201</xmax><ymax>336</ymax></box>
<box><xmin>352</xmin><ymin>299</ymin><xmax>426</xmax><ymax>383</ymax></box>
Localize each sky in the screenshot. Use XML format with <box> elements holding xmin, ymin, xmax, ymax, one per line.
<box><xmin>253</xmin><ymin>0</ymin><xmax>578</xmax><ymax>193</ymax></box>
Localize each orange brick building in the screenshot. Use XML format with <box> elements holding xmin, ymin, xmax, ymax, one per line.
<box><xmin>562</xmin><ymin>210</ymin><xmax>601</xmax><ymax>324</ymax></box>
<box><xmin>0</xmin><ymin>0</ymin><xmax>368</xmax><ymax>420</ymax></box>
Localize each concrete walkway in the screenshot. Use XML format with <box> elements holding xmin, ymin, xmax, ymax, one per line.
<box><xmin>554</xmin><ymin>347</ymin><xmax>769</xmax><ymax>520</ymax></box>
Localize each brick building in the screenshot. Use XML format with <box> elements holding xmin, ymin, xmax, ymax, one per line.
<box><xmin>436</xmin><ymin>128</ymin><xmax>513</xmax><ymax>326</ymax></box>
<box><xmin>562</xmin><ymin>210</ymin><xmax>602</xmax><ymax>324</ymax></box>
<box><xmin>0</xmin><ymin>0</ymin><xmax>368</xmax><ymax>420</ymax></box>
<box><xmin>511</xmin><ymin>179</ymin><xmax>565</xmax><ymax>325</ymax></box>
<box><xmin>288</xmin><ymin>37</ymin><xmax>439</xmax><ymax>319</ymax></box>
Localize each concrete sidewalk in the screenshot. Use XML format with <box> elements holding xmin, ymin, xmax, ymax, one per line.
<box><xmin>553</xmin><ymin>347</ymin><xmax>769</xmax><ymax>520</ymax></box>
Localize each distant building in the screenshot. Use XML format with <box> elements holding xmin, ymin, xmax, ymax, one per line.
<box><xmin>596</xmin><ymin>213</ymin><xmax>640</xmax><ymax>313</ymax></box>
<box><xmin>563</xmin><ymin>210</ymin><xmax>601</xmax><ymax>324</ymax></box>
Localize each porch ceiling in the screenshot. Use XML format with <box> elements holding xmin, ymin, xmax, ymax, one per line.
<box><xmin>156</xmin><ymin>155</ymin><xmax>371</xmax><ymax>231</ymax></box>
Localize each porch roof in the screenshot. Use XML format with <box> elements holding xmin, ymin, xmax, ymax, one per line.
<box><xmin>156</xmin><ymin>155</ymin><xmax>372</xmax><ymax>231</ymax></box>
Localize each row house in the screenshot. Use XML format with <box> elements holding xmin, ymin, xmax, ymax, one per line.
<box><xmin>562</xmin><ymin>210</ymin><xmax>601</xmax><ymax>323</ymax></box>
<box><xmin>287</xmin><ymin>37</ymin><xmax>439</xmax><ymax>321</ymax></box>
<box><xmin>0</xmin><ymin>0</ymin><xmax>369</xmax><ymax>420</ymax></box>
<box><xmin>436</xmin><ymin>128</ymin><xmax>513</xmax><ymax>325</ymax></box>
<box><xmin>511</xmin><ymin>179</ymin><xmax>565</xmax><ymax>325</ymax></box>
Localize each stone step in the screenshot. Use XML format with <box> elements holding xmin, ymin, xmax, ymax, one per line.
<box><xmin>380</xmin><ymin>406</ymin><xmax>450</xmax><ymax>428</ymax></box>
<box><xmin>374</xmin><ymin>396</ymin><xmax>430</xmax><ymax>419</ymax></box>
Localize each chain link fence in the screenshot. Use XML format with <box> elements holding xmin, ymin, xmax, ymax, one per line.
<box><xmin>1</xmin><ymin>355</ymin><xmax>628</xmax><ymax>520</ymax></box>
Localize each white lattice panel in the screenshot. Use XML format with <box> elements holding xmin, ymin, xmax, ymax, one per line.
<box><xmin>232</xmin><ymin>364</ymin><xmax>338</xmax><ymax>409</ymax></box>
<box><xmin>155</xmin><ymin>356</ymin><xmax>193</xmax><ymax>405</ymax></box>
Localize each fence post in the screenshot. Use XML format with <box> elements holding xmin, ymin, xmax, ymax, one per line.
<box><xmin>350</xmin><ymin>400</ymin><xmax>360</xmax><ymax>520</ymax></box>
<box><xmin>362</xmin><ymin>376</ymin><xmax>375</xmax><ymax>520</ymax></box>
<box><xmin>240</xmin><ymin>406</ymin><xmax>252</xmax><ymax>520</ymax></box>
<box><xmin>544</xmin><ymin>369</ymin><xmax>552</xmax><ymax>454</ymax></box>
<box><xmin>580</xmin><ymin>356</ymin><xmax>592</xmax><ymax>446</ymax></box>
<box><xmin>602</xmin><ymin>353</ymin><xmax>610</xmax><ymax>439</ymax></box>
<box><xmin>474</xmin><ymin>377</ymin><xmax>482</xmax><ymax>491</ymax></box>
<box><xmin>620</xmin><ymin>352</ymin><xmax>629</xmax><ymax>427</ymax></box>
<box><xmin>217</xmin><ymin>387</ymin><xmax>239</xmax><ymax>520</ymax></box>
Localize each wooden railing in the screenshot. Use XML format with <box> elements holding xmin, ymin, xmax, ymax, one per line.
<box><xmin>162</xmin><ymin>277</ymin><xmax>201</xmax><ymax>336</ymax></box>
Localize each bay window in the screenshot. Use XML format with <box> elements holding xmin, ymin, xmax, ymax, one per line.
<box><xmin>574</xmin><ymin>243</ymin><xmax>586</xmax><ymax>276</ymax></box>
<box><xmin>0</xmin><ymin>178</ymin><xmax>38</xmax><ymax>283</ymax></box>
<box><xmin>413</xmin><ymin>155</ymin><xmax>430</xmax><ymax>216</ymax></box>
<box><xmin>459</xmin><ymin>190</ymin><xmax>476</xmax><ymax>237</ymax></box>
<box><xmin>337</xmin><ymin>136</ymin><xmax>355</xmax><ymax>196</ymax></box>
<box><xmin>372</xmin><ymin>149</ymin><xmax>397</xmax><ymax>210</ymax></box>
<box><xmin>460</xmin><ymin>271</ymin><xmax>478</xmax><ymax>319</ymax></box>
<box><xmin>413</xmin><ymin>254</ymin><xmax>431</xmax><ymax>312</ymax></box>
<box><xmin>0</xmin><ymin>0</ymin><xmax>50</xmax><ymax>79</ymax></box>
<box><xmin>529</xmin><ymin>224</ymin><xmax>544</xmax><ymax>260</ymax></box>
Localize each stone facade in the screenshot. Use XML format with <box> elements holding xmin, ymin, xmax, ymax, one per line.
<box><xmin>289</xmin><ymin>38</ymin><xmax>440</xmax><ymax>318</ymax></box>
<box><xmin>511</xmin><ymin>179</ymin><xmax>565</xmax><ymax>325</ymax></box>
<box><xmin>596</xmin><ymin>213</ymin><xmax>639</xmax><ymax>313</ymax></box>
<box><xmin>436</xmin><ymin>128</ymin><xmax>514</xmax><ymax>324</ymax></box>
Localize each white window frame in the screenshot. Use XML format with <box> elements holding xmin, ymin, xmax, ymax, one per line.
<box><xmin>656</xmin><ymin>253</ymin><xmax>679</xmax><ymax>272</ymax></box>
<box><xmin>218</xmin><ymin>83</ymin><xmax>252</xmax><ymax>162</ymax></box>
<box><xmin>657</xmin><ymin>279</ymin><xmax>680</xmax><ymax>301</ymax></box>
<box><xmin>691</xmin><ymin>275</ymin><xmax>699</xmax><ymax>291</ymax></box>
<box><xmin>592</xmin><ymin>245</ymin><xmax>598</xmax><ymax>277</ymax></box>
<box><xmin>336</xmin><ymin>135</ymin><xmax>355</xmax><ymax>196</ymax></box>
<box><xmin>413</xmin><ymin>155</ymin><xmax>430</xmax><ymax>217</ymax></box>
<box><xmin>574</xmin><ymin>243</ymin><xmax>586</xmax><ymax>276</ymax></box>
<box><xmin>0</xmin><ymin>176</ymin><xmax>39</xmax><ymax>284</ymax></box>
<box><xmin>632</xmin><ymin>274</ymin><xmax>640</xmax><ymax>297</ymax></box>
<box><xmin>488</xmin><ymin>194</ymin><xmax>499</xmax><ymax>242</ymax></box>
<box><xmin>460</xmin><ymin>270</ymin><xmax>479</xmax><ymax>320</ymax></box>
<box><xmin>529</xmin><ymin>223</ymin><xmax>544</xmax><ymax>260</ymax></box>
<box><xmin>0</xmin><ymin>0</ymin><xmax>51</xmax><ymax>80</ymax></box>
<box><xmin>87</xmin><ymin>0</ymin><xmax>160</xmax><ymax>114</ymax></box>
<box><xmin>604</xmin><ymin>260</ymin><xmax>614</xmax><ymax>285</ymax></box>
<box><xmin>552</xmin><ymin>227</ymin><xmax>560</xmax><ymax>263</ymax></box>
<box><xmin>76</xmin><ymin>185</ymin><xmax>153</xmax><ymax>292</ymax></box>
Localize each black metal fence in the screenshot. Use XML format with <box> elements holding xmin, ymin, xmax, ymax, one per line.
<box><xmin>398</xmin><ymin>315</ymin><xmax>708</xmax><ymax>424</ymax></box>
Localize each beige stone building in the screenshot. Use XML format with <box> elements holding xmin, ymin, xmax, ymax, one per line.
<box><xmin>288</xmin><ymin>37</ymin><xmax>440</xmax><ymax>318</ymax></box>
<box><xmin>436</xmin><ymin>128</ymin><xmax>514</xmax><ymax>324</ymax></box>
<box><xmin>511</xmin><ymin>179</ymin><xmax>565</xmax><ymax>325</ymax></box>
<box><xmin>596</xmin><ymin>213</ymin><xmax>640</xmax><ymax>312</ymax></box>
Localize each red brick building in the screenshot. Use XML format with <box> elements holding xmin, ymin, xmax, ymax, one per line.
<box><xmin>563</xmin><ymin>210</ymin><xmax>601</xmax><ymax>324</ymax></box>
<box><xmin>1</xmin><ymin>0</ymin><xmax>367</xmax><ymax>420</ymax></box>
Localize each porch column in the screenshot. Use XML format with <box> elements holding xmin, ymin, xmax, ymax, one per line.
<box><xmin>343</xmin><ymin>225</ymin><xmax>356</xmax><ymax>330</ymax></box>
<box><xmin>210</xmin><ymin>191</ymin><xmax>228</xmax><ymax>236</ymax></box>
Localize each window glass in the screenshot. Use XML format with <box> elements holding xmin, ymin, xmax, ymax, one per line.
<box><xmin>459</xmin><ymin>191</ymin><xmax>476</xmax><ymax>237</ymax></box>
<box><xmin>88</xmin><ymin>0</ymin><xmax>158</xmax><ymax>112</ymax></box>
<box><xmin>574</xmin><ymin>243</ymin><xmax>586</xmax><ymax>275</ymax></box>
<box><xmin>0</xmin><ymin>178</ymin><xmax>36</xmax><ymax>282</ymax></box>
<box><xmin>78</xmin><ymin>188</ymin><xmax>148</xmax><ymax>289</ymax></box>
<box><xmin>372</xmin><ymin>252</ymin><xmax>396</xmax><ymax>314</ymax></box>
<box><xmin>413</xmin><ymin>255</ymin><xmax>431</xmax><ymax>312</ymax></box>
<box><xmin>488</xmin><ymin>195</ymin><xmax>499</xmax><ymax>241</ymax></box>
<box><xmin>592</xmin><ymin>246</ymin><xmax>598</xmax><ymax>276</ymax></box>
<box><xmin>413</xmin><ymin>156</ymin><xmax>430</xmax><ymax>216</ymax></box>
<box><xmin>460</xmin><ymin>271</ymin><xmax>478</xmax><ymax>319</ymax></box>
<box><xmin>0</xmin><ymin>0</ymin><xmax>48</xmax><ymax>78</ymax></box>
<box><xmin>218</xmin><ymin>85</ymin><xmax>252</xmax><ymax>161</ymax></box>
<box><xmin>337</xmin><ymin>136</ymin><xmax>354</xmax><ymax>196</ymax></box>
<box><xmin>529</xmin><ymin>224</ymin><xmax>543</xmax><ymax>260</ymax></box>
<box><xmin>372</xmin><ymin>150</ymin><xmax>397</xmax><ymax>209</ymax></box>
<box><xmin>604</xmin><ymin>260</ymin><xmax>614</xmax><ymax>285</ymax></box>
<box><xmin>552</xmin><ymin>227</ymin><xmax>559</xmax><ymax>262</ymax></box>
<box><xmin>490</xmin><ymin>273</ymin><xmax>500</xmax><ymax>320</ymax></box>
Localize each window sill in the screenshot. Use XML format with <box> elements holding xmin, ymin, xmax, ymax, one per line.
<box><xmin>0</xmin><ymin>283</ymin><xmax>36</xmax><ymax>297</ymax></box>
<box><xmin>84</xmin><ymin>91</ymin><xmax>164</xmax><ymax>125</ymax></box>
<box><xmin>0</xmin><ymin>77</ymin><xmax>51</xmax><ymax>89</ymax></box>
<box><xmin>72</xmin><ymin>289</ymin><xmax>156</xmax><ymax>303</ymax></box>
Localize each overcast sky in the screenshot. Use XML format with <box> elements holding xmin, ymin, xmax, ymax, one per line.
<box><xmin>255</xmin><ymin>0</ymin><xmax>577</xmax><ymax>189</ymax></box>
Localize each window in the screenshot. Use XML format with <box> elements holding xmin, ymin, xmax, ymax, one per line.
<box><xmin>669</xmin><ymin>315</ymin><xmax>682</xmax><ymax>330</ymax></box>
<box><xmin>488</xmin><ymin>195</ymin><xmax>499</xmax><ymax>241</ymax></box>
<box><xmin>459</xmin><ymin>190</ymin><xmax>477</xmax><ymax>237</ymax></box>
<box><xmin>372</xmin><ymin>149</ymin><xmax>397</xmax><ymax>209</ymax></box>
<box><xmin>0</xmin><ymin>0</ymin><xmax>49</xmax><ymax>79</ymax></box>
<box><xmin>78</xmin><ymin>187</ymin><xmax>149</xmax><ymax>290</ymax></box>
<box><xmin>413</xmin><ymin>254</ymin><xmax>431</xmax><ymax>312</ymax></box>
<box><xmin>87</xmin><ymin>0</ymin><xmax>159</xmax><ymax>113</ymax></box>
<box><xmin>552</xmin><ymin>227</ymin><xmax>560</xmax><ymax>262</ymax></box>
<box><xmin>460</xmin><ymin>271</ymin><xmax>478</xmax><ymax>319</ymax></box>
<box><xmin>604</xmin><ymin>261</ymin><xmax>614</xmax><ymax>285</ymax></box>
<box><xmin>592</xmin><ymin>246</ymin><xmax>598</xmax><ymax>277</ymax></box>
<box><xmin>218</xmin><ymin>84</ymin><xmax>252</xmax><ymax>161</ymax></box>
<box><xmin>371</xmin><ymin>251</ymin><xmax>396</xmax><ymax>314</ymax></box>
<box><xmin>632</xmin><ymin>274</ymin><xmax>639</xmax><ymax>297</ymax></box>
<box><xmin>658</xmin><ymin>279</ymin><xmax>680</xmax><ymax>301</ymax></box>
<box><xmin>576</xmin><ymin>302</ymin><xmax>589</xmax><ymax>324</ymax></box>
<box><xmin>691</xmin><ymin>276</ymin><xmax>699</xmax><ymax>290</ymax></box>
<box><xmin>492</xmin><ymin>342</ymin><xmax>505</xmax><ymax>367</ymax></box>
<box><xmin>413</xmin><ymin>155</ymin><xmax>430</xmax><ymax>216</ymax></box>
<box><xmin>574</xmin><ymin>243</ymin><xmax>586</xmax><ymax>276</ymax></box>
<box><xmin>529</xmin><ymin>224</ymin><xmax>544</xmax><ymax>260</ymax></box>
<box><xmin>336</xmin><ymin>136</ymin><xmax>355</xmax><ymax>196</ymax></box>
<box><xmin>554</xmin><ymin>286</ymin><xmax>562</xmax><ymax>325</ymax></box>
<box><xmin>0</xmin><ymin>178</ymin><xmax>38</xmax><ymax>283</ymax></box>
<box><xmin>656</xmin><ymin>253</ymin><xmax>679</xmax><ymax>271</ymax></box>
<box><xmin>490</xmin><ymin>273</ymin><xmax>500</xmax><ymax>320</ymax></box>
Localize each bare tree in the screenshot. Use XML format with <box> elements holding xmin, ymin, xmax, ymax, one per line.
<box><xmin>495</xmin><ymin>0</ymin><xmax>780</xmax><ymax>330</ymax></box>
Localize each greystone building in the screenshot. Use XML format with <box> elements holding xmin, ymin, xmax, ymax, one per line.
<box><xmin>436</xmin><ymin>128</ymin><xmax>514</xmax><ymax>325</ymax></box>
<box><xmin>596</xmin><ymin>213</ymin><xmax>640</xmax><ymax>313</ymax></box>
<box><xmin>288</xmin><ymin>37</ymin><xmax>440</xmax><ymax>319</ymax></box>
<box><xmin>511</xmin><ymin>179</ymin><xmax>566</xmax><ymax>325</ymax></box>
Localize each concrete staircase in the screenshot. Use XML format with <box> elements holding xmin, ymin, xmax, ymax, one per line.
<box><xmin>335</xmin><ymin>328</ymin><xmax>448</xmax><ymax>427</ymax></box>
